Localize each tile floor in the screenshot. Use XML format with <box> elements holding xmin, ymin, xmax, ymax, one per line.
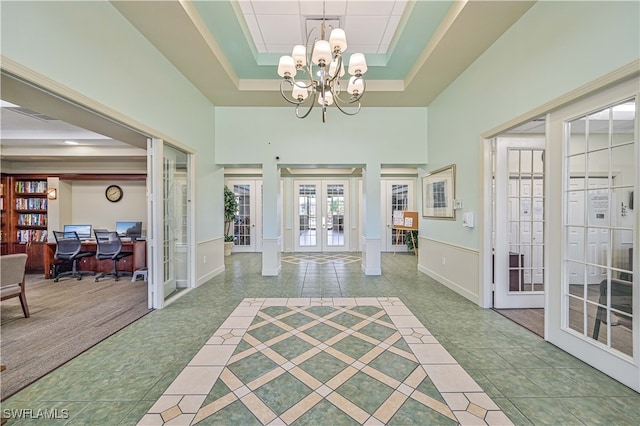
<box><xmin>2</xmin><ymin>253</ymin><xmax>640</xmax><ymax>425</ymax></box>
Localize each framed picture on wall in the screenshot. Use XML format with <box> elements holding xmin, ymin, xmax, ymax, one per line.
<box><xmin>422</xmin><ymin>164</ymin><xmax>456</xmax><ymax>219</ymax></box>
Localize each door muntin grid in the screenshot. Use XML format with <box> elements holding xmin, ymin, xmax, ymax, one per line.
<box><xmin>563</xmin><ymin>98</ymin><xmax>636</xmax><ymax>358</ymax></box>
<box><xmin>391</xmin><ymin>184</ymin><xmax>409</xmax><ymax>246</ymax></box>
<box><xmin>326</xmin><ymin>184</ymin><xmax>345</xmax><ymax>247</ymax></box>
<box><xmin>507</xmin><ymin>149</ymin><xmax>545</xmax><ymax>292</ymax></box>
<box><xmin>233</xmin><ymin>184</ymin><xmax>251</xmax><ymax>246</ymax></box>
<box><xmin>299</xmin><ymin>184</ymin><xmax>317</xmax><ymax>247</ymax></box>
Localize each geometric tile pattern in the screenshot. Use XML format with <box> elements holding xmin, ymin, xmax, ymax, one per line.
<box><xmin>281</xmin><ymin>253</ymin><xmax>361</xmax><ymax>265</ymax></box>
<box><xmin>138</xmin><ymin>298</ymin><xmax>513</xmax><ymax>425</ymax></box>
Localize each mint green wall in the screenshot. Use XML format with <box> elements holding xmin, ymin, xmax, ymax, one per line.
<box><xmin>426</xmin><ymin>0</ymin><xmax>640</xmax><ymax>249</ymax></box>
<box><xmin>215</xmin><ymin>107</ymin><xmax>427</xmax><ymax>165</ymax></box>
<box><xmin>1</xmin><ymin>1</ymin><xmax>221</xmax><ymax>241</ymax></box>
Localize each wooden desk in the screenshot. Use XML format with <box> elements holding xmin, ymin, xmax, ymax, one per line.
<box><xmin>44</xmin><ymin>240</ymin><xmax>146</xmax><ymax>279</ymax></box>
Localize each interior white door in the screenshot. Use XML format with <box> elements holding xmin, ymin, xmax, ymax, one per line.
<box><xmin>294</xmin><ymin>180</ymin><xmax>348</xmax><ymax>252</ymax></box>
<box><xmin>380</xmin><ymin>180</ymin><xmax>415</xmax><ymax>252</ymax></box>
<box><xmin>162</xmin><ymin>145</ymin><xmax>177</xmax><ymax>298</ymax></box>
<box><xmin>227</xmin><ymin>180</ymin><xmax>263</xmax><ymax>253</ymax></box>
<box><xmin>495</xmin><ymin>138</ymin><xmax>545</xmax><ymax>308</ymax></box>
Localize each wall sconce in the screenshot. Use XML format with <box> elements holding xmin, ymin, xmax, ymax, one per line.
<box><xmin>46</xmin><ymin>188</ymin><xmax>58</xmax><ymax>200</ymax></box>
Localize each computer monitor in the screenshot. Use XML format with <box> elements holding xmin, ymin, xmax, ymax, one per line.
<box><xmin>116</xmin><ymin>221</ymin><xmax>142</xmax><ymax>239</ymax></box>
<box><xmin>63</xmin><ymin>224</ymin><xmax>92</xmax><ymax>239</ymax></box>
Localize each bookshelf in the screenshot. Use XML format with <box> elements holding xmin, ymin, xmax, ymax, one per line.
<box><xmin>1</xmin><ymin>175</ymin><xmax>49</xmax><ymax>272</ymax></box>
<box><xmin>0</xmin><ymin>177</ymin><xmax>6</xmax><ymax>255</ymax></box>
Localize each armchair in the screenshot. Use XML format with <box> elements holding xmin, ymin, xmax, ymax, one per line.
<box><xmin>0</xmin><ymin>253</ymin><xmax>30</xmax><ymax>317</ymax></box>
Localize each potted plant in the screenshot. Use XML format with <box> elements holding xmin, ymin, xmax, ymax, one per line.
<box><xmin>223</xmin><ymin>185</ymin><xmax>238</xmax><ymax>256</ymax></box>
<box><xmin>406</xmin><ymin>230</ymin><xmax>419</xmax><ymax>254</ymax></box>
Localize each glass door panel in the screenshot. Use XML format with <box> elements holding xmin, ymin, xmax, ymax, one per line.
<box><xmin>381</xmin><ymin>180</ymin><xmax>415</xmax><ymax>252</ymax></box>
<box><xmin>227</xmin><ymin>180</ymin><xmax>262</xmax><ymax>252</ymax></box>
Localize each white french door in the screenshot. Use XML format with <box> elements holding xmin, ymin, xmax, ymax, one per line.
<box><xmin>547</xmin><ymin>79</ymin><xmax>638</xmax><ymax>391</ymax></box>
<box><xmin>294</xmin><ymin>179</ymin><xmax>349</xmax><ymax>252</ymax></box>
<box><xmin>381</xmin><ymin>180</ymin><xmax>415</xmax><ymax>252</ymax></box>
<box><xmin>226</xmin><ymin>180</ymin><xmax>263</xmax><ymax>253</ymax></box>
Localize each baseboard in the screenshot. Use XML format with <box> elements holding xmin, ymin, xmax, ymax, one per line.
<box><xmin>418</xmin><ymin>264</ymin><xmax>480</xmax><ymax>305</ymax></box>
<box><xmin>197</xmin><ymin>264</ymin><xmax>224</xmax><ymax>286</ymax></box>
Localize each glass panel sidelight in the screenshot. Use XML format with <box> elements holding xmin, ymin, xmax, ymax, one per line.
<box><xmin>326</xmin><ymin>184</ymin><xmax>345</xmax><ymax>247</ymax></box>
<box><xmin>299</xmin><ymin>184</ymin><xmax>317</xmax><ymax>247</ymax></box>
<box><xmin>390</xmin><ymin>184</ymin><xmax>409</xmax><ymax>246</ymax></box>
<box><xmin>233</xmin><ymin>184</ymin><xmax>251</xmax><ymax>246</ymax></box>
<box><xmin>564</xmin><ymin>98</ymin><xmax>636</xmax><ymax>358</ymax></box>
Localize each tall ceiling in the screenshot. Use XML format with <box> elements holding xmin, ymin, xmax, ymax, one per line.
<box><xmin>1</xmin><ymin>0</ymin><xmax>536</xmax><ymax>162</ymax></box>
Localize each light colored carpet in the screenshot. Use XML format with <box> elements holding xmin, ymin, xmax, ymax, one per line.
<box><xmin>0</xmin><ymin>273</ymin><xmax>151</xmax><ymax>400</ymax></box>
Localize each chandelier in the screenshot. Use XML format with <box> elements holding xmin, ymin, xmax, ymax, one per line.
<box><xmin>276</xmin><ymin>9</ymin><xmax>367</xmax><ymax>122</ymax></box>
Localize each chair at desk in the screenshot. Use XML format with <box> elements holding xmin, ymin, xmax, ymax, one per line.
<box><xmin>52</xmin><ymin>231</ymin><xmax>96</xmax><ymax>282</ymax></box>
<box><xmin>94</xmin><ymin>231</ymin><xmax>133</xmax><ymax>282</ymax></box>
<box><xmin>592</xmin><ymin>278</ymin><xmax>632</xmax><ymax>340</ymax></box>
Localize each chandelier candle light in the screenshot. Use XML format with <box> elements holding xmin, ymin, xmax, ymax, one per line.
<box><xmin>277</xmin><ymin>15</ymin><xmax>367</xmax><ymax>122</ymax></box>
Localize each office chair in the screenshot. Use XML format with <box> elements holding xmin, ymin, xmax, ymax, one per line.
<box><xmin>52</xmin><ymin>231</ymin><xmax>96</xmax><ymax>282</ymax></box>
<box><xmin>94</xmin><ymin>231</ymin><xmax>133</xmax><ymax>282</ymax></box>
<box><xmin>1</xmin><ymin>253</ymin><xmax>30</xmax><ymax>318</ymax></box>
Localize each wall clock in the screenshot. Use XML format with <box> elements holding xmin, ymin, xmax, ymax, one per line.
<box><xmin>105</xmin><ymin>185</ymin><xmax>123</xmax><ymax>202</ymax></box>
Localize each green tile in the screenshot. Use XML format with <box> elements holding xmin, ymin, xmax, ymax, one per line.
<box><xmin>270</xmin><ymin>335</ymin><xmax>315</xmax><ymax>360</ymax></box>
<box><xmin>481</xmin><ymin>369</ymin><xmax>548</xmax><ymax>397</ymax></box>
<box><xmin>414</xmin><ymin>375</ymin><xmax>447</xmax><ymax>404</ymax></box>
<box><xmin>494</xmin><ymin>347</ymin><xmax>554</xmax><ymax>369</ymax></box>
<box><xmin>330</xmin><ymin>311</ymin><xmax>366</xmax><ymax>328</ymax></box>
<box><xmin>246</xmin><ymin>322</ymin><xmax>288</xmax><ymax>343</ymax></box>
<box><xmin>509</xmin><ymin>397</ymin><xmax>584</xmax><ymax>425</ymax></box>
<box><xmin>62</xmin><ymin>401</ymin><xmax>138</xmax><ymax>425</ymax></box>
<box><xmin>560</xmin><ymin>396</ymin><xmax>638</xmax><ymax>425</ymax></box>
<box><xmin>306</xmin><ymin>306</ymin><xmax>338</xmax><ymax>317</ymax></box>
<box><xmin>260</xmin><ymin>305</ymin><xmax>292</xmax><ymax>318</ymax></box>
<box><xmin>335</xmin><ymin>371</ymin><xmax>394</xmax><ymax>414</ymax></box>
<box><xmin>491</xmin><ymin>397</ymin><xmax>533</xmax><ymax>425</ymax></box>
<box><xmin>254</xmin><ymin>372</ymin><xmax>313</xmax><ymax>415</ymax></box>
<box><xmin>446</xmin><ymin>347</ymin><xmax>510</xmax><ymax>370</ymax></box>
<box><xmin>195</xmin><ymin>399</ymin><xmax>262</xmax><ymax>426</ymax></box>
<box><xmin>302</xmin><ymin>322</ymin><xmax>343</xmax><ymax>342</ymax></box>
<box><xmin>392</xmin><ymin>336</ymin><xmax>413</xmax><ymax>353</ymax></box>
<box><xmin>203</xmin><ymin>376</ymin><xmax>234</xmax><ymax>406</ymax></box>
<box><xmin>331</xmin><ymin>335</ymin><xmax>375</xmax><ymax>360</ymax></box>
<box><xmin>227</xmin><ymin>351</ymin><xmax>278</xmax><ymax>384</ymax></box>
<box><xmin>357</xmin><ymin>321</ymin><xmax>396</xmax><ymax>342</ymax></box>
<box><xmin>368</xmin><ymin>351</ymin><xmax>418</xmax><ymax>383</ymax></box>
<box><xmin>292</xmin><ymin>399</ymin><xmax>360</xmax><ymax>426</ymax></box>
<box><xmin>348</xmin><ymin>306</ymin><xmax>383</xmax><ymax>317</ymax></box>
<box><xmin>388</xmin><ymin>397</ymin><xmax>457</xmax><ymax>425</ymax></box>
<box><xmin>278</xmin><ymin>312</ymin><xmax>317</xmax><ymax>328</ymax></box>
<box><xmin>298</xmin><ymin>351</ymin><xmax>349</xmax><ymax>383</ymax></box>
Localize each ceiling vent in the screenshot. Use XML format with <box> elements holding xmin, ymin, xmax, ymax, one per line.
<box><xmin>7</xmin><ymin>107</ymin><xmax>59</xmax><ymax>122</ymax></box>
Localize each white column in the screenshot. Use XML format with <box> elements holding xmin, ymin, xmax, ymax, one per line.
<box><xmin>261</xmin><ymin>161</ymin><xmax>281</xmax><ymax>276</ymax></box>
<box><xmin>361</xmin><ymin>163</ymin><xmax>381</xmax><ymax>275</ymax></box>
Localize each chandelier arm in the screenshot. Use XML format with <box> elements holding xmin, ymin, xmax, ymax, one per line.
<box><xmin>279</xmin><ymin>79</ymin><xmax>312</xmax><ymax>106</ymax></box>
<box><xmin>333</xmin><ymin>98</ymin><xmax>362</xmax><ymax>116</ymax></box>
<box><xmin>295</xmin><ymin>90</ymin><xmax>318</xmax><ymax>119</ymax></box>
<box><xmin>326</xmin><ymin>54</ymin><xmax>343</xmax><ymax>83</ymax></box>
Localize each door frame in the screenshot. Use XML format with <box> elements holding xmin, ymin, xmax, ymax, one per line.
<box><xmin>225</xmin><ymin>179</ymin><xmax>263</xmax><ymax>253</ymax></box>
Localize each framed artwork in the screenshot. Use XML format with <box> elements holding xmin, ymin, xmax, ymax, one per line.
<box><xmin>422</xmin><ymin>164</ymin><xmax>456</xmax><ymax>219</ymax></box>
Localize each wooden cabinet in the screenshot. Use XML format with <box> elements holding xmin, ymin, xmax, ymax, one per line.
<box><xmin>0</xmin><ymin>175</ymin><xmax>49</xmax><ymax>273</ymax></box>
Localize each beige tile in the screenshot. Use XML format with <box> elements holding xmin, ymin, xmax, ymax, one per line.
<box><xmin>287</xmin><ymin>297</ymin><xmax>311</xmax><ymax>306</ymax></box>
<box><xmin>262</xmin><ymin>298</ymin><xmax>288</xmax><ymax>306</ymax></box>
<box><xmin>453</xmin><ymin>410</ymin><xmax>487</xmax><ymax>425</ymax></box>
<box><xmin>189</xmin><ymin>344</ymin><xmax>235</xmax><ymax>366</ymax></box>
<box><xmin>161</xmin><ymin>405</ymin><xmax>182</xmax><ymax>422</ymax></box>
<box><xmin>324</xmin><ymin>345</ymin><xmax>355</xmax><ymax>365</ymax></box>
<box><xmin>315</xmin><ymin>384</ymin><xmax>332</xmax><ymax>397</ymax></box>
<box><xmin>290</xmin><ymin>346</ymin><xmax>320</xmax><ymax>365</ymax></box>
<box><xmin>333</xmin><ymin>297</ymin><xmax>357</xmax><ymax>306</ymax></box>
<box><xmin>387</xmin><ymin>345</ymin><xmax>418</xmax><ymax>363</ymax></box>
<box><xmin>358</xmin><ymin>345</ymin><xmax>385</xmax><ymax>364</ymax></box>
<box><xmin>388</xmin><ymin>315</ymin><xmax>424</xmax><ymax>328</ymax></box>
<box><xmin>422</xmin><ymin>365</ymin><xmax>482</xmax><ymax>393</ymax></box>
<box><xmin>466</xmin><ymin>392</ymin><xmax>500</xmax><ymax>411</ymax></box>
<box><xmin>266</xmin><ymin>417</ymin><xmax>287</xmax><ymax>426</ymax></box>
<box><xmin>326</xmin><ymin>392</ymin><xmax>370</xmax><ymax>424</ymax></box>
<box><xmin>397</xmin><ymin>383</ymin><xmax>414</xmax><ymax>396</ymax></box>
<box><xmin>230</xmin><ymin>306</ymin><xmax>261</xmax><ymax>316</ymax></box>
<box><xmin>411</xmin><ymin>391</ymin><xmax>456</xmax><ymax>420</ymax></box>
<box><xmin>219</xmin><ymin>315</ymin><xmax>254</xmax><ymax>329</ymax></box>
<box><xmin>282</xmin><ymin>361</ymin><xmax>295</xmax><ymax>371</ymax></box>
<box><xmin>364</xmin><ymin>416</ymin><xmax>385</xmax><ymax>425</ymax></box>
<box><xmin>280</xmin><ymin>392</ymin><xmax>323</xmax><ymax>424</ymax></box>
<box><xmin>362</xmin><ymin>365</ymin><xmax>400</xmax><ymax>389</ymax></box>
<box><xmin>234</xmin><ymin>385</ymin><xmax>251</xmax><ymax>398</ymax></box>
<box><xmin>178</xmin><ymin>395</ymin><xmax>207</xmax><ymax>414</ymax></box>
<box><xmin>136</xmin><ymin>414</ymin><xmax>164</xmax><ymax>426</ymax></box>
<box><xmin>228</xmin><ymin>346</ymin><xmax>257</xmax><ymax>364</ymax></box>
<box><xmin>192</xmin><ymin>392</ymin><xmax>237</xmax><ymax>423</ymax></box>
<box><xmin>371</xmin><ymin>390</ymin><xmax>408</xmax><ymax>423</ymax></box>
<box><xmin>247</xmin><ymin>366</ymin><xmax>286</xmax><ymax>391</ymax></box>
<box><xmin>164</xmin><ymin>413</ymin><xmax>196</xmax><ymax>426</ymax></box>
<box><xmin>148</xmin><ymin>395</ymin><xmax>182</xmax><ymax>413</ymax></box>
<box><xmin>325</xmin><ymin>365</ymin><xmax>358</xmax><ymax>390</ymax></box>
<box><xmin>164</xmin><ymin>366</ymin><xmax>223</xmax><ymax>395</ymax></box>
<box><xmin>352</xmin><ymin>360</ymin><xmax>366</xmax><ymax>370</ymax></box>
<box><xmin>467</xmin><ymin>403</ymin><xmax>488</xmax><ymax>419</ymax></box>
<box><xmin>442</xmin><ymin>392</ymin><xmax>470</xmax><ymax>410</ymax></box>
<box><xmin>355</xmin><ymin>297</ymin><xmax>381</xmax><ymax>306</ymax></box>
<box><xmin>485</xmin><ymin>410</ymin><xmax>515</xmax><ymax>426</ymax></box>
<box><xmin>289</xmin><ymin>366</ymin><xmax>323</xmax><ymax>389</ymax></box>
<box><xmin>383</xmin><ymin>304</ymin><xmax>413</xmax><ymax>316</ymax></box>
<box><xmin>260</xmin><ymin>347</ymin><xmax>288</xmax><ymax>365</ymax></box>
<box><xmin>409</xmin><ymin>343</ymin><xmax>457</xmax><ymax>364</ymax></box>
<box><xmin>220</xmin><ymin>367</ymin><xmax>244</xmax><ymax>391</ymax></box>
<box><xmin>241</xmin><ymin>392</ymin><xmax>278</xmax><ymax>424</ymax></box>
<box><xmin>404</xmin><ymin>365</ymin><xmax>427</xmax><ymax>388</ymax></box>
